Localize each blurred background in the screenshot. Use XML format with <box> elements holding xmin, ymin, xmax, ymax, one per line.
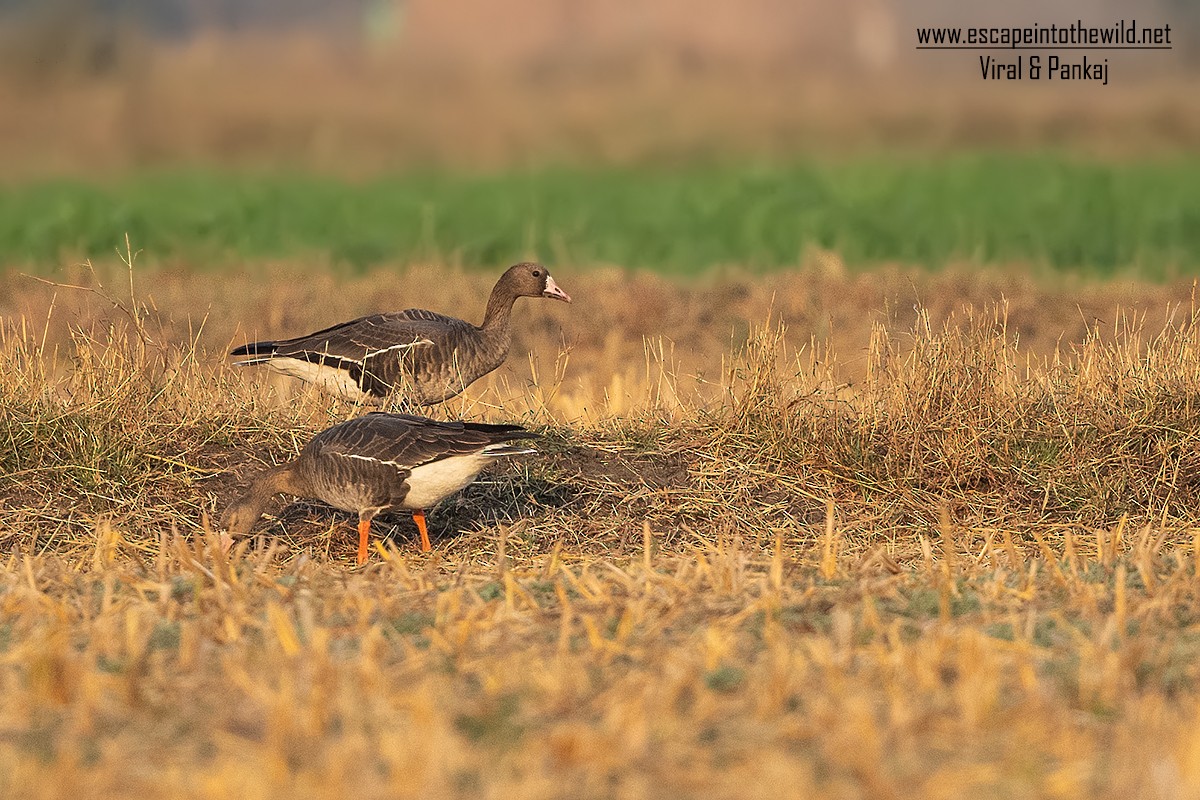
<box><xmin>0</xmin><ymin>0</ymin><xmax>1196</xmax><ymax>174</ymax></box>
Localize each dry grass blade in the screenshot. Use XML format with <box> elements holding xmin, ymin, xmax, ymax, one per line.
<box><xmin>4</xmin><ymin>262</ymin><xmax>1200</xmax><ymax>796</ymax></box>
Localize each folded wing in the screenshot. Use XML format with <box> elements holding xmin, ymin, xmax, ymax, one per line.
<box><xmin>309</xmin><ymin>412</ymin><xmax>537</xmax><ymax>471</ymax></box>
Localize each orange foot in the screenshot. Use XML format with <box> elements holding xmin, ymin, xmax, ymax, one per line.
<box><xmin>356</xmin><ymin>517</ymin><xmax>372</xmax><ymax>565</ymax></box>
<box><xmin>413</xmin><ymin>509</ymin><xmax>431</xmax><ymax>553</ymax></box>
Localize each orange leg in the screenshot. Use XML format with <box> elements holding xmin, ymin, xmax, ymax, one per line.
<box><xmin>412</xmin><ymin>509</ymin><xmax>432</xmax><ymax>553</ymax></box>
<box><xmin>356</xmin><ymin>517</ymin><xmax>372</xmax><ymax>565</ymax></box>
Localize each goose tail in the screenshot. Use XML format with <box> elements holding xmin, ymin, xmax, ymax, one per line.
<box><xmin>230</xmin><ymin>340</ymin><xmax>280</xmax><ymax>360</ymax></box>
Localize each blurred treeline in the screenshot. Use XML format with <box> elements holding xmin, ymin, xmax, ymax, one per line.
<box><xmin>0</xmin><ymin>0</ymin><xmax>1195</xmax><ymax>173</ymax></box>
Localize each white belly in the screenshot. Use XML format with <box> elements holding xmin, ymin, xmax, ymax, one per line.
<box><xmin>268</xmin><ymin>357</ymin><xmax>371</xmax><ymax>403</ymax></box>
<box><xmin>403</xmin><ymin>453</ymin><xmax>492</xmax><ymax>508</ymax></box>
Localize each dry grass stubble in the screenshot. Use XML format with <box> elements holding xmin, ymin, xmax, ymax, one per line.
<box><xmin>5</xmin><ymin>262</ymin><xmax>1200</xmax><ymax>795</ymax></box>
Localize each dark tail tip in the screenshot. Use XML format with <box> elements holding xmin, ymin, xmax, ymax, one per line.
<box><xmin>229</xmin><ymin>340</ymin><xmax>277</xmax><ymax>357</ymax></box>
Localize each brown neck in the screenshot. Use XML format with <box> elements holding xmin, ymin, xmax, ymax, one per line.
<box><xmin>253</xmin><ymin>463</ymin><xmax>306</xmax><ymax>498</ymax></box>
<box><xmin>224</xmin><ymin>464</ymin><xmax>307</xmax><ymax>534</ymax></box>
<box><xmin>480</xmin><ymin>283</ymin><xmax>519</xmax><ymax>332</ymax></box>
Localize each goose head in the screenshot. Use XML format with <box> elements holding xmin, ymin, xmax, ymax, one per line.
<box><xmin>220</xmin><ymin>499</ymin><xmax>265</xmax><ymax>537</ymax></box>
<box><xmin>500</xmin><ymin>262</ymin><xmax>572</xmax><ymax>304</ymax></box>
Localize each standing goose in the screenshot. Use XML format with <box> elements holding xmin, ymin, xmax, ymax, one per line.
<box><xmin>221</xmin><ymin>412</ymin><xmax>538</xmax><ymax>564</ymax></box>
<box><xmin>230</xmin><ymin>262</ymin><xmax>571</xmax><ymax>405</ymax></box>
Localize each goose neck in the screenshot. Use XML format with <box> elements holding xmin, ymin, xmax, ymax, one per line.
<box><xmin>480</xmin><ymin>285</ymin><xmax>517</xmax><ymax>332</ymax></box>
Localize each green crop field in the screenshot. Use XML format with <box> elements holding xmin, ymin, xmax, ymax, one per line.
<box><xmin>2</xmin><ymin>154</ymin><xmax>1198</xmax><ymax>275</ymax></box>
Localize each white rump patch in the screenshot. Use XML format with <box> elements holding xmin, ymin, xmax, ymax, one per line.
<box><xmin>404</xmin><ymin>453</ymin><xmax>493</xmax><ymax>508</ymax></box>
<box><xmin>332</xmin><ymin>444</ymin><xmax>533</xmax><ymax>508</ymax></box>
<box><xmin>404</xmin><ymin>445</ymin><xmax>535</xmax><ymax>507</ymax></box>
<box><xmin>265</xmin><ymin>357</ymin><xmax>371</xmax><ymax>403</ymax></box>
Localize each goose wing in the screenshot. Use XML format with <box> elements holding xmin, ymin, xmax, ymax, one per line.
<box><xmin>394</xmin><ymin>308</ymin><xmax>464</xmax><ymax>326</ymax></box>
<box><xmin>231</xmin><ymin>312</ymin><xmax>480</xmax><ymax>397</ymax></box>
<box><xmin>309</xmin><ymin>413</ymin><xmax>535</xmax><ymax>471</ymax></box>
<box><xmin>242</xmin><ymin>312</ymin><xmax>455</xmax><ymax>364</ymax></box>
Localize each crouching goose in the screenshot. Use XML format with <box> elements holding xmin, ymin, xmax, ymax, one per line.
<box><xmin>230</xmin><ymin>262</ymin><xmax>571</xmax><ymax>405</ymax></box>
<box><xmin>221</xmin><ymin>412</ymin><xmax>538</xmax><ymax>564</ymax></box>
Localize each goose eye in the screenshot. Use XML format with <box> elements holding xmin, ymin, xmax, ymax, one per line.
<box><xmin>532</xmin><ymin>270</ymin><xmax>542</xmax><ymax>277</ymax></box>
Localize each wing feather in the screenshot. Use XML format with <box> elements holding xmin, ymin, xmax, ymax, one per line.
<box><xmin>272</xmin><ymin>313</ymin><xmax>439</xmax><ymax>363</ymax></box>
<box><xmin>307</xmin><ymin>413</ymin><xmax>536</xmax><ymax>470</ymax></box>
<box><xmin>395</xmin><ymin>308</ymin><xmax>463</xmax><ymax>325</ymax></box>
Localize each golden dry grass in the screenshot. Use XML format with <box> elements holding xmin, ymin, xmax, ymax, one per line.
<box><xmin>9</xmin><ymin>526</ymin><xmax>1200</xmax><ymax>798</ymax></box>
<box><xmin>6</xmin><ymin>259</ymin><xmax>1200</xmax><ymax>797</ymax></box>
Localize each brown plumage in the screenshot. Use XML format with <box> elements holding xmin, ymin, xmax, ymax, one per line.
<box><xmin>229</xmin><ymin>262</ymin><xmax>571</xmax><ymax>405</ymax></box>
<box><xmin>221</xmin><ymin>412</ymin><xmax>538</xmax><ymax>564</ymax></box>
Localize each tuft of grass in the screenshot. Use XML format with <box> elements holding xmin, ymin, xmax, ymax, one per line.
<box><xmin>704</xmin><ymin>665</ymin><xmax>746</xmax><ymax>693</ymax></box>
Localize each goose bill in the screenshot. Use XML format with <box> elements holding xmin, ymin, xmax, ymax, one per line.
<box><xmin>543</xmin><ymin>276</ymin><xmax>572</xmax><ymax>303</ymax></box>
